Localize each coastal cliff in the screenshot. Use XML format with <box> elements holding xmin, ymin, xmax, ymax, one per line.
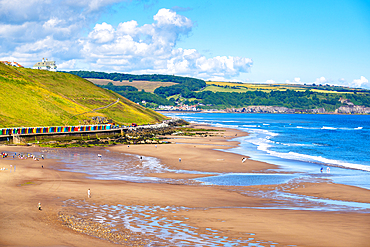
<box><xmin>335</xmin><ymin>105</ymin><xmax>370</xmax><ymax>114</ymax></box>
<box><xmin>226</xmin><ymin>106</ymin><xmax>327</xmax><ymax>114</ymax></box>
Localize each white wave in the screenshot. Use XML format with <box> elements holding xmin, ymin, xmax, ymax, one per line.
<box><xmin>245</xmin><ymin>129</ymin><xmax>280</xmax><ymax>142</ymax></box>
<box><xmin>322</xmin><ymin>126</ymin><xmax>337</xmax><ymax>130</ymax></box>
<box><xmin>265</xmin><ymin>150</ymin><xmax>370</xmax><ymax>172</ymax></box>
<box><xmin>319</xmin><ymin>126</ymin><xmax>364</xmax><ymax>131</ymax></box>
<box><xmin>296</xmin><ymin>126</ymin><xmax>321</xmax><ymax>130</ymax></box>
<box><xmin>134</xmin><ymin>155</ymin><xmax>168</xmax><ymax>173</ymax></box>
<box><xmin>279</xmin><ymin>143</ymin><xmax>314</xmax><ymax>147</ymax></box>
<box><xmin>190</xmin><ymin>121</ymin><xmax>210</xmax><ymax>125</ymax></box>
<box><xmin>213</xmin><ymin>123</ymin><xmax>237</xmax><ymax>129</ymax></box>
<box><xmin>242</xmin><ymin>129</ymin><xmax>370</xmax><ymax>172</ymax></box>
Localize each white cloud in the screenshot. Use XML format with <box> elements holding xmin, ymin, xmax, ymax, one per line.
<box><xmin>79</xmin><ymin>8</ymin><xmax>252</xmax><ymax>79</ymax></box>
<box><xmin>265</xmin><ymin>79</ymin><xmax>275</xmax><ymax>84</ymax></box>
<box><xmin>0</xmin><ymin>3</ymin><xmax>253</xmax><ymax>80</ymax></box>
<box><xmin>58</xmin><ymin>59</ymin><xmax>76</xmax><ymax>70</ymax></box>
<box><xmin>294</xmin><ymin>77</ymin><xmax>302</xmax><ymax>83</ymax></box>
<box><xmin>88</xmin><ymin>22</ymin><xmax>115</xmax><ymax>43</ymax></box>
<box><xmin>338</xmin><ymin>78</ymin><xmax>346</xmax><ymax>83</ymax></box>
<box><xmin>285</xmin><ymin>77</ymin><xmax>304</xmax><ymax>84</ymax></box>
<box><xmin>349</xmin><ymin>76</ymin><xmax>369</xmax><ymax>89</ymax></box>
<box><xmin>154</xmin><ymin>8</ymin><xmax>192</xmax><ymax>28</ymax></box>
<box><xmin>315</xmin><ymin>76</ymin><xmax>328</xmax><ymax>84</ymax></box>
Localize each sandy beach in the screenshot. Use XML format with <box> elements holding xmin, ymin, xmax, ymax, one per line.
<box><xmin>1</xmin><ymin>124</ymin><xmax>370</xmax><ymax>247</ymax></box>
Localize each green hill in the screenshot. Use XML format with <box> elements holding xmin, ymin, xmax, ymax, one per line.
<box><xmin>0</xmin><ymin>64</ymin><xmax>166</xmax><ymax>128</ymax></box>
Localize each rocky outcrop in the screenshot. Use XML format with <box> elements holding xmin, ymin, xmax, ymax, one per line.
<box><xmin>225</xmin><ymin>105</ymin><xmax>370</xmax><ymax>114</ymax></box>
<box><xmin>309</xmin><ymin>108</ymin><xmax>326</xmax><ymax>114</ymax></box>
<box><xmin>226</xmin><ymin>106</ymin><xmax>326</xmax><ymax>114</ymax></box>
<box><xmin>335</xmin><ymin>105</ymin><xmax>370</xmax><ymax>114</ymax></box>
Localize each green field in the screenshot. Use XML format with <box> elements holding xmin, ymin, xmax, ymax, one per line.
<box><xmin>201</xmin><ymin>85</ymin><xmax>249</xmax><ymax>93</ymax></box>
<box><xmin>0</xmin><ymin>64</ymin><xmax>166</xmax><ymax>127</ymax></box>
<box><xmin>206</xmin><ymin>81</ymin><xmax>357</xmax><ymax>94</ymax></box>
<box><xmin>88</xmin><ymin>78</ymin><xmax>176</xmax><ymax>93</ymax></box>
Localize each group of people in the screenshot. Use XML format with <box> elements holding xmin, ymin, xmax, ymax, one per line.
<box><xmin>1</xmin><ymin>152</ymin><xmax>44</xmax><ymax>161</ymax></box>
<box><xmin>1</xmin><ymin>152</ymin><xmax>45</xmax><ymax>172</ymax></box>
<box><xmin>1</xmin><ymin>151</ymin><xmax>46</xmax><ymax>211</ymax></box>
<box><xmin>320</xmin><ymin>167</ymin><xmax>331</xmax><ymax>173</ymax></box>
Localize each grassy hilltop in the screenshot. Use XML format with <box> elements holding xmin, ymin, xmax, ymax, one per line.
<box><xmin>0</xmin><ymin>64</ymin><xmax>166</xmax><ymax>128</ymax></box>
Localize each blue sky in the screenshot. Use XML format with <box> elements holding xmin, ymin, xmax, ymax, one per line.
<box><xmin>0</xmin><ymin>0</ymin><xmax>369</xmax><ymax>88</ymax></box>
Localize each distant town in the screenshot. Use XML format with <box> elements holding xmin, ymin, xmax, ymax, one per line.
<box><xmin>157</xmin><ymin>103</ymin><xmax>200</xmax><ymax>112</ymax></box>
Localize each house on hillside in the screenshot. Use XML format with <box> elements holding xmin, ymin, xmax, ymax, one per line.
<box><xmin>32</xmin><ymin>58</ymin><xmax>57</xmax><ymax>72</ymax></box>
<box><xmin>0</xmin><ymin>61</ymin><xmax>24</xmax><ymax>67</ymax></box>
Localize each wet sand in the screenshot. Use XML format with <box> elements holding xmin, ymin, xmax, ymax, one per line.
<box><xmin>0</xmin><ymin>124</ymin><xmax>370</xmax><ymax>246</ymax></box>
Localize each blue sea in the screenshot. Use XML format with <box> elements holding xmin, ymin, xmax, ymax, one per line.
<box><xmin>164</xmin><ymin>113</ymin><xmax>370</xmax><ymax>190</ymax></box>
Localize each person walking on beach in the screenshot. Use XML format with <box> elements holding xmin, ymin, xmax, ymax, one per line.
<box><xmin>87</xmin><ymin>188</ymin><xmax>91</xmax><ymax>198</ymax></box>
<box><xmin>38</xmin><ymin>202</ymin><xmax>42</xmax><ymax>210</ymax></box>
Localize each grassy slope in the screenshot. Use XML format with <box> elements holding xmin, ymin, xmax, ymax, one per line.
<box><xmin>0</xmin><ymin>64</ymin><xmax>166</xmax><ymax>127</ymax></box>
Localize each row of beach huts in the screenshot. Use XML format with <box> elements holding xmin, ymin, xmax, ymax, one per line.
<box><xmin>0</xmin><ymin>124</ymin><xmax>114</xmax><ymax>136</ymax></box>
<box><xmin>0</xmin><ymin>118</ymin><xmax>181</xmax><ymax>138</ymax></box>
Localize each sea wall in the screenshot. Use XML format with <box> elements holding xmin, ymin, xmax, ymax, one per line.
<box><xmin>0</xmin><ymin>118</ymin><xmax>188</xmax><ymax>145</ymax></box>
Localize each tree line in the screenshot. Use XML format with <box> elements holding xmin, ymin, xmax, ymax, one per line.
<box><xmin>66</xmin><ymin>70</ymin><xmax>206</xmax><ymax>85</ymax></box>
<box><xmin>99</xmin><ymin>82</ymin><xmax>174</xmax><ymax>106</ymax></box>
<box><xmin>66</xmin><ymin>71</ymin><xmax>370</xmax><ymax>111</ymax></box>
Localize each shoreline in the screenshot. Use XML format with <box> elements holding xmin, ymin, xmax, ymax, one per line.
<box><xmin>156</xmin><ymin>110</ymin><xmax>370</xmax><ymax>115</ymax></box>
<box><xmin>1</xmin><ymin>124</ymin><xmax>370</xmax><ymax>246</ymax></box>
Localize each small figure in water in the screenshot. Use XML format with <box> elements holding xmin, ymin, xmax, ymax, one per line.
<box><xmin>41</xmin><ymin>155</ymin><xmax>44</xmax><ymax>160</ymax></box>
<box><xmin>320</xmin><ymin>167</ymin><xmax>323</xmax><ymax>173</ymax></box>
<box><xmin>97</xmin><ymin>154</ymin><xmax>102</xmax><ymax>159</ymax></box>
<box><xmin>327</xmin><ymin>167</ymin><xmax>330</xmax><ymax>173</ymax></box>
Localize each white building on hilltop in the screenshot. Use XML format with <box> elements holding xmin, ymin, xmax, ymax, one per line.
<box><xmin>32</xmin><ymin>58</ymin><xmax>57</xmax><ymax>72</ymax></box>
